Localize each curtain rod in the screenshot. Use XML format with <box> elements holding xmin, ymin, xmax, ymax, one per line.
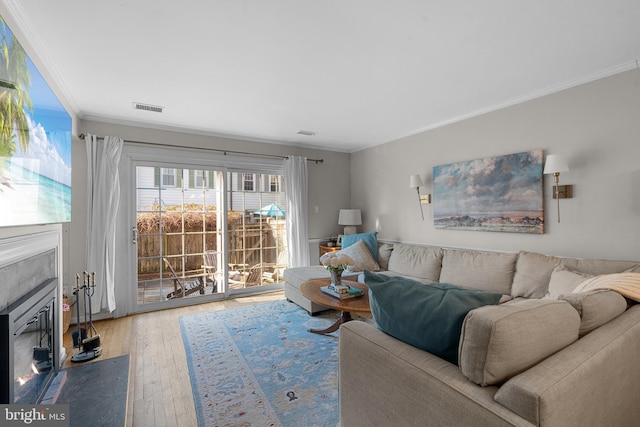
<box><xmin>77</xmin><ymin>133</ymin><xmax>324</xmax><ymax>164</ymax></box>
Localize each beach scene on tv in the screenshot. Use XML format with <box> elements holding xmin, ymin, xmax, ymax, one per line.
<box><xmin>0</xmin><ymin>17</ymin><xmax>72</xmax><ymax>227</ymax></box>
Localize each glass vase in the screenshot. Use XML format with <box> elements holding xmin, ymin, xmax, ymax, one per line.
<box><xmin>330</xmin><ymin>268</ymin><xmax>343</xmax><ymax>287</ymax></box>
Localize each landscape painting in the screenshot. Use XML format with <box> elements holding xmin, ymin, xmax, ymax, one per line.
<box><xmin>433</xmin><ymin>150</ymin><xmax>544</xmax><ymax>234</ymax></box>
<box><xmin>0</xmin><ymin>16</ymin><xmax>72</xmax><ymax>227</ymax></box>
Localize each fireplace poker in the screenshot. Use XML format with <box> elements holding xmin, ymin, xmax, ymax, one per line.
<box><xmin>71</xmin><ymin>271</ymin><xmax>101</xmax><ymax>362</ymax></box>
<box><xmin>81</xmin><ymin>272</ymin><xmax>102</xmax><ymax>354</ymax></box>
<box><xmin>71</xmin><ymin>273</ymin><xmax>86</xmax><ymax>349</ymax></box>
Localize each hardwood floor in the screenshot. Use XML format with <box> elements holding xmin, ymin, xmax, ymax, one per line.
<box><xmin>62</xmin><ymin>290</ymin><xmax>287</xmax><ymax>427</ymax></box>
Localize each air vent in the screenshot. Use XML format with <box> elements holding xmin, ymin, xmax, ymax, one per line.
<box><xmin>296</xmin><ymin>129</ymin><xmax>316</xmax><ymax>136</ymax></box>
<box><xmin>132</xmin><ymin>102</ymin><xmax>164</xmax><ymax>113</ymax></box>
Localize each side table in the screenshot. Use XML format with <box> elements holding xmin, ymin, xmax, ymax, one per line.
<box><xmin>319</xmin><ymin>245</ymin><xmax>341</xmax><ymax>264</ymax></box>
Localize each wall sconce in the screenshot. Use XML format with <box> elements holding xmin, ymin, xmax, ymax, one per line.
<box><xmin>409</xmin><ymin>174</ymin><xmax>431</xmax><ymax>220</ymax></box>
<box><xmin>338</xmin><ymin>209</ymin><xmax>362</xmax><ymax>235</ymax></box>
<box><xmin>543</xmin><ymin>154</ymin><xmax>573</xmax><ymax>223</ymax></box>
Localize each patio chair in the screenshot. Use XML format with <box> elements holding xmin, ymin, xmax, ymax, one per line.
<box><xmin>229</xmin><ymin>264</ymin><xmax>264</xmax><ymax>289</ymax></box>
<box><xmin>262</xmin><ymin>249</ymin><xmax>289</xmax><ymax>283</ymax></box>
<box><xmin>203</xmin><ymin>251</ymin><xmax>221</xmax><ymax>293</ymax></box>
<box><xmin>163</xmin><ymin>257</ymin><xmax>207</xmax><ymax>299</ymax></box>
<box><xmin>204</xmin><ymin>251</ymin><xmax>243</xmax><ymax>291</ymax></box>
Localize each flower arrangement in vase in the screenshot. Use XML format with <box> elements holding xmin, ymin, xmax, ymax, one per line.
<box><xmin>320</xmin><ymin>252</ymin><xmax>354</xmax><ymax>287</ymax></box>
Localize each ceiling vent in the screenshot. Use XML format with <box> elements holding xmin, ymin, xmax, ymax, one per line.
<box><xmin>132</xmin><ymin>102</ymin><xmax>164</xmax><ymax>113</ymax></box>
<box><xmin>296</xmin><ymin>129</ymin><xmax>316</xmax><ymax>136</ymax></box>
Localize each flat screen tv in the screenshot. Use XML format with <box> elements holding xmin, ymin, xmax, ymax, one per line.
<box><xmin>0</xmin><ymin>16</ymin><xmax>72</xmax><ymax>227</ymax></box>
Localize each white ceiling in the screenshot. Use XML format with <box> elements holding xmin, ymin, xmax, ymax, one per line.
<box><xmin>5</xmin><ymin>1</ymin><xmax>640</xmax><ymax>152</ymax></box>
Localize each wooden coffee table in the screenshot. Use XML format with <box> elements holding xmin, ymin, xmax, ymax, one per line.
<box><xmin>300</xmin><ymin>279</ymin><xmax>370</xmax><ymax>335</ymax></box>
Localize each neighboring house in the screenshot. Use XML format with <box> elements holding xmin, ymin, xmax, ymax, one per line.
<box><xmin>135</xmin><ymin>167</ymin><xmax>285</xmax><ymax>213</ymax></box>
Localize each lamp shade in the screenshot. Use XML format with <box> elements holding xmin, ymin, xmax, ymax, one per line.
<box><xmin>338</xmin><ymin>209</ymin><xmax>362</xmax><ymax>226</ymax></box>
<box><xmin>543</xmin><ymin>155</ymin><xmax>569</xmax><ymax>174</ymax></box>
<box><xmin>409</xmin><ymin>174</ymin><xmax>424</xmax><ymax>189</ymax></box>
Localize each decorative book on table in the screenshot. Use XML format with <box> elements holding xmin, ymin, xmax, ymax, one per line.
<box><xmin>321</xmin><ymin>285</ymin><xmax>364</xmax><ymax>299</ymax></box>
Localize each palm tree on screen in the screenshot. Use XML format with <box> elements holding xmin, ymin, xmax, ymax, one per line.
<box><xmin>0</xmin><ymin>16</ymin><xmax>32</xmax><ymax>164</ymax></box>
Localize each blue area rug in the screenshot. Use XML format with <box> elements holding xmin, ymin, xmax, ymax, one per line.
<box><xmin>180</xmin><ymin>299</ymin><xmax>342</xmax><ymax>427</ymax></box>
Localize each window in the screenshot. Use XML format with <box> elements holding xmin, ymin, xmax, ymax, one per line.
<box><xmin>269</xmin><ymin>175</ymin><xmax>281</xmax><ymax>192</ymax></box>
<box><xmin>195</xmin><ymin>170</ymin><xmax>205</xmax><ymax>188</ymax></box>
<box><xmin>161</xmin><ymin>168</ymin><xmax>176</xmax><ymax>187</ymax></box>
<box><xmin>242</xmin><ymin>173</ymin><xmax>255</xmax><ymax>191</ymax></box>
<box><xmin>153</xmin><ymin>167</ymin><xmax>183</xmax><ymax>188</ymax></box>
<box><xmin>190</xmin><ymin>169</ymin><xmax>213</xmax><ymax>189</ymax></box>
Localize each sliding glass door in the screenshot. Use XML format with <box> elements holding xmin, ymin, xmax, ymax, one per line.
<box><xmin>133</xmin><ymin>162</ymin><xmax>287</xmax><ymax>309</ymax></box>
<box><xmin>135</xmin><ymin>165</ymin><xmax>221</xmax><ymax>305</ymax></box>
<box><xmin>226</xmin><ymin>171</ymin><xmax>288</xmax><ymax>289</ymax></box>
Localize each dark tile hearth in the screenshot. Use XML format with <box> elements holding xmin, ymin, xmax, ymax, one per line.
<box><xmin>47</xmin><ymin>355</ymin><xmax>129</xmax><ymax>427</ymax></box>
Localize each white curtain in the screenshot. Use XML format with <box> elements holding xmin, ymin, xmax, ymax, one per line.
<box><xmin>85</xmin><ymin>134</ymin><xmax>123</xmax><ymax>313</ymax></box>
<box><xmin>284</xmin><ymin>156</ymin><xmax>311</xmax><ymax>267</ymax></box>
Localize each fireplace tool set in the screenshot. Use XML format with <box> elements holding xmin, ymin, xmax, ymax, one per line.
<box><xmin>70</xmin><ymin>272</ymin><xmax>102</xmax><ymax>362</ymax></box>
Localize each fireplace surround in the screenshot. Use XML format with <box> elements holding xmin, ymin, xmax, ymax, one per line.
<box><xmin>0</xmin><ymin>277</ymin><xmax>58</xmax><ymax>403</ymax></box>
<box><xmin>0</xmin><ymin>227</ymin><xmax>64</xmax><ymax>404</ymax></box>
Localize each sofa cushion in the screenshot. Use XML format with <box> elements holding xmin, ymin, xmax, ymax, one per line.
<box><xmin>364</xmin><ymin>271</ymin><xmax>503</xmax><ymax>365</ymax></box>
<box><xmin>439</xmin><ymin>249</ymin><xmax>517</xmax><ymax>295</ymax></box>
<box><xmin>561</xmin><ymin>258</ymin><xmax>640</xmax><ymax>276</ymax></box>
<box><xmin>386</xmin><ymin>243</ymin><xmax>443</xmax><ymax>282</ymax></box>
<box><xmin>559</xmin><ymin>290</ymin><xmax>628</xmax><ymax>336</ymax></box>
<box><xmin>342</xmin><ymin>232</ymin><xmax>379</xmax><ymax>261</ymax></box>
<box><xmin>546</xmin><ymin>265</ymin><xmax>594</xmax><ymax>299</ymax></box>
<box><xmin>459</xmin><ymin>299</ymin><xmax>580</xmax><ymax>386</ymax></box>
<box><xmin>338</xmin><ymin>239</ymin><xmax>380</xmax><ymax>272</ymax></box>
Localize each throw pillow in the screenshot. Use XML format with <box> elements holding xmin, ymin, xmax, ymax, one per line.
<box><xmin>377</xmin><ymin>243</ymin><xmax>394</xmax><ymax>270</ymax></box>
<box><xmin>364</xmin><ymin>271</ymin><xmax>503</xmax><ymax>365</ymax></box>
<box><xmin>341</xmin><ymin>232</ymin><xmax>379</xmax><ymax>261</ymax></box>
<box><xmin>338</xmin><ymin>239</ymin><xmax>380</xmax><ymax>272</ymax></box>
<box><xmin>546</xmin><ymin>265</ymin><xmax>593</xmax><ymax>299</ymax></box>
<box><xmin>511</xmin><ymin>251</ymin><xmax>564</xmax><ymax>299</ymax></box>
<box><xmin>558</xmin><ymin>290</ymin><xmax>627</xmax><ymax>336</ymax></box>
<box><xmin>459</xmin><ymin>299</ymin><xmax>580</xmax><ymax>386</ymax></box>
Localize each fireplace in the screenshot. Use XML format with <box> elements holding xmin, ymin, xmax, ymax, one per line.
<box><xmin>0</xmin><ymin>227</ymin><xmax>64</xmax><ymax>404</ymax></box>
<box><xmin>0</xmin><ymin>277</ymin><xmax>59</xmax><ymax>403</ymax></box>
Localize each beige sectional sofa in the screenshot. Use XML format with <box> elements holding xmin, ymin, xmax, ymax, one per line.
<box><xmin>284</xmin><ymin>242</ymin><xmax>640</xmax><ymax>426</ymax></box>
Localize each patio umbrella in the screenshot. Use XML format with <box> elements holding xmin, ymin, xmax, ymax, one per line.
<box><xmin>253</xmin><ymin>203</ymin><xmax>285</xmax><ymax>217</ymax></box>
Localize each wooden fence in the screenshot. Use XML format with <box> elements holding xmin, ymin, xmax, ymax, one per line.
<box><xmin>136</xmin><ymin>211</ymin><xmax>286</xmax><ymax>276</ymax></box>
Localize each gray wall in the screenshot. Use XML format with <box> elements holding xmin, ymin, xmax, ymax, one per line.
<box><xmin>351</xmin><ymin>69</ymin><xmax>640</xmax><ymax>261</ymax></box>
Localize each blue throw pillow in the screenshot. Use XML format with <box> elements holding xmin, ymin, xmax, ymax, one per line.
<box><xmin>364</xmin><ymin>271</ymin><xmax>503</xmax><ymax>365</ymax></box>
<box><xmin>342</xmin><ymin>232</ymin><xmax>378</xmax><ymax>261</ymax></box>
